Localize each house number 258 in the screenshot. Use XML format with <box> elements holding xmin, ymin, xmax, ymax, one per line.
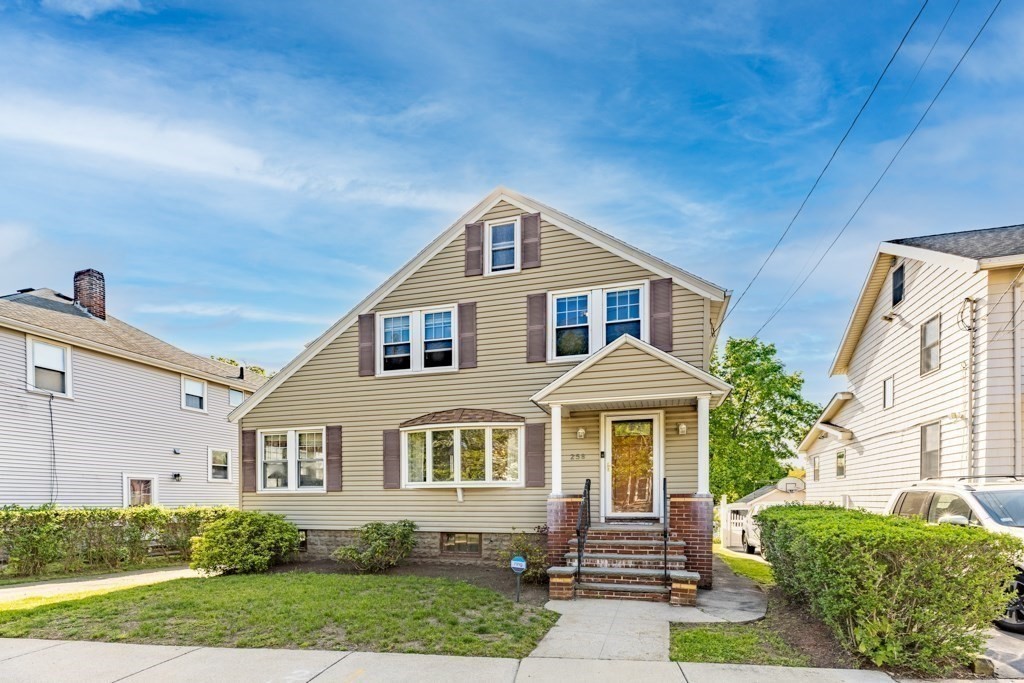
<box><xmin>568</xmin><ymin>453</ymin><xmax>587</xmax><ymax>461</ymax></box>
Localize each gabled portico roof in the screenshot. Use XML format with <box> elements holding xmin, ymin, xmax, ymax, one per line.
<box><xmin>530</xmin><ymin>335</ymin><xmax>731</xmax><ymax>412</ymax></box>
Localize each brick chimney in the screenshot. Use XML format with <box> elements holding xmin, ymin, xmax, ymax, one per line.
<box><xmin>74</xmin><ymin>269</ymin><xmax>106</xmax><ymax>320</ymax></box>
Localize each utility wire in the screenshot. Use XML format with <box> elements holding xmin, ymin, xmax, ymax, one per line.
<box><xmin>986</xmin><ymin>263</ymin><xmax>1024</xmax><ymax>322</ymax></box>
<box><xmin>753</xmin><ymin>0</ymin><xmax>1004</xmax><ymax>338</ymax></box>
<box><xmin>992</xmin><ymin>282</ymin><xmax>1024</xmax><ymax>343</ymax></box>
<box><xmin>714</xmin><ymin>0</ymin><xmax>931</xmax><ymax>336</ymax></box>
<box><xmin>902</xmin><ymin>0</ymin><xmax>962</xmax><ymax>102</ymax></box>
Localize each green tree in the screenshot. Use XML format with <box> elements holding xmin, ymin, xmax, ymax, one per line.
<box><xmin>709</xmin><ymin>338</ymin><xmax>820</xmax><ymax>502</ymax></box>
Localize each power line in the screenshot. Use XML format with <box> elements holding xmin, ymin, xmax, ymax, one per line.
<box><xmin>714</xmin><ymin>0</ymin><xmax>931</xmax><ymax>336</ymax></box>
<box><xmin>992</xmin><ymin>280</ymin><xmax>1024</xmax><ymax>343</ymax></box>
<box><xmin>902</xmin><ymin>0</ymin><xmax>962</xmax><ymax>102</ymax></box>
<box><xmin>753</xmin><ymin>0</ymin><xmax>1004</xmax><ymax>338</ymax></box>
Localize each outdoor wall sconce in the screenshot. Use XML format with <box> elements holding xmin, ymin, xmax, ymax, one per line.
<box><xmin>677</xmin><ymin>423</ymin><xmax>687</xmax><ymax>435</ymax></box>
<box><xmin>171</xmin><ymin>473</ymin><xmax>182</xmax><ymax>482</ymax></box>
<box><xmin>576</xmin><ymin>427</ymin><xmax>587</xmax><ymax>439</ymax></box>
<box><xmin>172</xmin><ymin>448</ymin><xmax>182</xmax><ymax>455</ymax></box>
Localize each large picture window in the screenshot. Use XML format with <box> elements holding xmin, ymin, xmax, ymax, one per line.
<box><xmin>403</xmin><ymin>425</ymin><xmax>523</xmax><ymax>487</ymax></box>
<box><xmin>548</xmin><ymin>281</ymin><xmax>648</xmax><ymax>360</ymax></box>
<box><xmin>258</xmin><ymin>428</ymin><xmax>326</xmax><ymax>492</ymax></box>
<box><xmin>378</xmin><ymin>306</ymin><xmax>458</xmax><ymax>375</ymax></box>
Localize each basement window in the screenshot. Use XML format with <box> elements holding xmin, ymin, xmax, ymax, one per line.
<box><xmin>441</xmin><ymin>532</ymin><xmax>481</xmax><ymax>556</ymax></box>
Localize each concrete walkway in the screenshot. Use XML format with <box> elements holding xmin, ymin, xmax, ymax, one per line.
<box><xmin>0</xmin><ymin>639</ymin><xmax>903</xmax><ymax>682</ymax></box>
<box><xmin>0</xmin><ymin>566</ymin><xmax>198</xmax><ymax>605</ymax></box>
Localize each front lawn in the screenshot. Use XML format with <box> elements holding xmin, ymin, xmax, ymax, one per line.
<box><xmin>713</xmin><ymin>547</ymin><xmax>774</xmax><ymax>586</ymax></box>
<box><xmin>0</xmin><ymin>572</ymin><xmax>558</xmax><ymax>658</ymax></box>
<box><xmin>671</xmin><ymin>622</ymin><xmax>807</xmax><ymax>666</ymax></box>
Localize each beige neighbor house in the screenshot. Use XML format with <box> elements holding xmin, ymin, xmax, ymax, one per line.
<box><xmin>0</xmin><ymin>269</ymin><xmax>264</xmax><ymax>508</ymax></box>
<box><xmin>799</xmin><ymin>224</ymin><xmax>1024</xmax><ymax>512</ymax></box>
<box><xmin>230</xmin><ymin>188</ymin><xmax>732</xmax><ymax>604</ymax></box>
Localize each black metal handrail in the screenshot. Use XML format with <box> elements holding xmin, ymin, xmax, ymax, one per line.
<box><xmin>662</xmin><ymin>477</ymin><xmax>669</xmax><ymax>585</ymax></box>
<box><xmin>575</xmin><ymin>479</ymin><xmax>592</xmax><ymax>582</ymax></box>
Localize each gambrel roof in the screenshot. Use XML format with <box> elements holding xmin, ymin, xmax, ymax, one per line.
<box><xmin>230</xmin><ymin>187</ymin><xmax>730</xmax><ymax>422</ymax></box>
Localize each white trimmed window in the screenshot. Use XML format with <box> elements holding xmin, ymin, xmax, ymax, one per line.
<box><xmin>402</xmin><ymin>424</ymin><xmax>523</xmax><ymax>488</ymax></box>
<box><xmin>811</xmin><ymin>456</ymin><xmax>820</xmax><ymax>482</ymax></box>
<box><xmin>485</xmin><ymin>217</ymin><xmax>520</xmax><ymax>275</ymax></box>
<box><xmin>123</xmin><ymin>474</ymin><xmax>157</xmax><ymax>507</ymax></box>
<box><xmin>228</xmin><ymin>389</ymin><xmax>245</xmax><ymax>407</ymax></box>
<box><xmin>27</xmin><ymin>337</ymin><xmax>72</xmax><ymax>397</ymax></box>
<box><xmin>257</xmin><ymin>428</ymin><xmax>326</xmax><ymax>492</ymax></box>
<box><xmin>921</xmin><ymin>422</ymin><xmax>941</xmax><ymax>479</ymax></box>
<box><xmin>882</xmin><ymin>376</ymin><xmax>894</xmax><ymax>409</ymax></box>
<box><xmin>835</xmin><ymin>450</ymin><xmax>846</xmax><ymax>479</ymax></box>
<box><xmin>208</xmin><ymin>447</ymin><xmax>231</xmax><ymax>482</ymax></box>
<box><xmin>378</xmin><ymin>306</ymin><xmax>458</xmax><ymax>375</ymax></box>
<box><xmin>181</xmin><ymin>376</ymin><xmax>207</xmax><ymax>412</ymax></box>
<box><xmin>920</xmin><ymin>314</ymin><xmax>940</xmax><ymax>375</ymax></box>
<box><xmin>548</xmin><ymin>281</ymin><xmax>648</xmax><ymax>360</ymax></box>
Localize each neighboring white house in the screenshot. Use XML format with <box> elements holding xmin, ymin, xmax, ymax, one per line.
<box><xmin>800</xmin><ymin>224</ymin><xmax>1024</xmax><ymax>512</ymax></box>
<box><xmin>0</xmin><ymin>269</ymin><xmax>264</xmax><ymax>508</ymax></box>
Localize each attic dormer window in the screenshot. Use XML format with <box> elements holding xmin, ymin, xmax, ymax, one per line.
<box><xmin>892</xmin><ymin>264</ymin><xmax>905</xmax><ymax>307</ymax></box>
<box><xmin>485</xmin><ymin>218</ymin><xmax>520</xmax><ymax>275</ymax></box>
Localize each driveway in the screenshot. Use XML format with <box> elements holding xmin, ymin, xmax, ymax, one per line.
<box><xmin>987</xmin><ymin>626</ymin><xmax>1024</xmax><ymax>678</ymax></box>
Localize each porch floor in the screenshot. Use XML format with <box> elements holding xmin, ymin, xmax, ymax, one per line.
<box><xmin>531</xmin><ymin>557</ymin><xmax>766</xmax><ymax>661</ymax></box>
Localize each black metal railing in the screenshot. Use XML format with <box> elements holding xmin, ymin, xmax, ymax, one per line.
<box><xmin>575</xmin><ymin>479</ymin><xmax>592</xmax><ymax>582</ymax></box>
<box><xmin>662</xmin><ymin>477</ymin><xmax>669</xmax><ymax>585</ymax></box>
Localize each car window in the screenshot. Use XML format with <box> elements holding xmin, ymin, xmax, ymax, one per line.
<box><xmin>974</xmin><ymin>490</ymin><xmax>1024</xmax><ymax>527</ymax></box>
<box><xmin>927</xmin><ymin>493</ymin><xmax>977</xmax><ymax>525</ymax></box>
<box><xmin>896</xmin><ymin>491</ymin><xmax>931</xmax><ymax>518</ymax></box>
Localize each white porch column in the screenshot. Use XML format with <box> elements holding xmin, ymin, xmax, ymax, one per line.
<box><xmin>697</xmin><ymin>395</ymin><xmax>710</xmax><ymax>495</ymax></box>
<box><xmin>551</xmin><ymin>403</ymin><xmax>563</xmax><ymax>496</ymax></box>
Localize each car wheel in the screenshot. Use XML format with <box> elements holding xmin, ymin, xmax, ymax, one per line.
<box><xmin>995</xmin><ymin>579</ymin><xmax>1024</xmax><ymax>634</ymax></box>
<box><xmin>742</xmin><ymin>531</ymin><xmax>755</xmax><ymax>554</ymax></box>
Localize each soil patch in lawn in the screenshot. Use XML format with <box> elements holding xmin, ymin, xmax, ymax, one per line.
<box><xmin>270</xmin><ymin>559</ymin><xmax>550</xmax><ymax>606</ymax></box>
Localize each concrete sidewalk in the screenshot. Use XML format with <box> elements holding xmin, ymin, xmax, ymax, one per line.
<box><xmin>0</xmin><ymin>566</ymin><xmax>198</xmax><ymax>605</ymax></box>
<box><xmin>0</xmin><ymin>639</ymin><xmax>901</xmax><ymax>682</ymax></box>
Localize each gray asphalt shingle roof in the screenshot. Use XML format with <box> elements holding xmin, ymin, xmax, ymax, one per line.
<box><xmin>735</xmin><ymin>484</ymin><xmax>777</xmax><ymax>505</ymax></box>
<box><xmin>0</xmin><ymin>288</ymin><xmax>264</xmax><ymax>391</ymax></box>
<box><xmin>887</xmin><ymin>224</ymin><xmax>1024</xmax><ymax>260</ymax></box>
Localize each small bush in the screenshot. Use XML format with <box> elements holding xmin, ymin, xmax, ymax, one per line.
<box><xmin>190</xmin><ymin>510</ymin><xmax>300</xmax><ymax>574</ymax></box>
<box><xmin>332</xmin><ymin>520</ymin><xmax>417</xmax><ymax>573</ymax></box>
<box><xmin>757</xmin><ymin>504</ymin><xmax>1023</xmax><ymax>675</ymax></box>
<box><xmin>0</xmin><ymin>505</ymin><xmax>65</xmax><ymax>576</ymax></box>
<box><xmin>498</xmin><ymin>527</ymin><xmax>548</xmax><ymax>584</ymax></box>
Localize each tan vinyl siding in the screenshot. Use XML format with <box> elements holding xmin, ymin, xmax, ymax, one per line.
<box><xmin>241</xmin><ymin>201</ymin><xmax>713</xmax><ymax>531</ymax></box>
<box><xmin>0</xmin><ymin>326</ymin><xmax>241</xmax><ymax>507</ymax></box>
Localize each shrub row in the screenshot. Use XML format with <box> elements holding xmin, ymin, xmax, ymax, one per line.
<box><xmin>0</xmin><ymin>504</ymin><xmax>231</xmax><ymax>576</ymax></box>
<box><xmin>757</xmin><ymin>504</ymin><xmax>1023</xmax><ymax>675</ymax></box>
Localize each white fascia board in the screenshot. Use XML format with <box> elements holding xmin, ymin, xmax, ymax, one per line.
<box><xmin>879</xmin><ymin>242</ymin><xmax>980</xmax><ymax>273</ymax></box>
<box><xmin>980</xmin><ymin>254</ymin><xmax>1024</xmax><ymax>269</ymax></box>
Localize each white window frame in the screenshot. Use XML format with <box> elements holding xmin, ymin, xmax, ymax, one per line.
<box><xmin>400</xmin><ymin>423</ymin><xmax>525</xmax><ymax>489</ymax></box>
<box><xmin>26</xmin><ymin>336</ymin><xmax>73</xmax><ymax>398</ymax></box>
<box><xmin>547</xmin><ymin>280</ymin><xmax>650</xmax><ymax>362</ymax></box>
<box><xmin>920</xmin><ymin>313</ymin><xmax>941</xmax><ymax>376</ymax></box>
<box><xmin>484</xmin><ymin>216</ymin><xmax>521</xmax><ymax>276</ymax></box>
<box><xmin>811</xmin><ymin>456</ymin><xmax>820</xmax><ymax>482</ymax></box>
<box><xmin>208</xmin><ymin>447</ymin><xmax>232</xmax><ymax>483</ymax></box>
<box><xmin>228</xmin><ymin>388</ymin><xmax>245</xmax><ymax>407</ymax></box>
<box><xmin>376</xmin><ymin>305</ymin><xmax>459</xmax><ymax>376</ymax></box>
<box><xmin>122</xmin><ymin>473</ymin><xmax>158</xmax><ymax>507</ymax></box>
<box><xmin>256</xmin><ymin>427</ymin><xmax>327</xmax><ymax>493</ymax></box>
<box><xmin>181</xmin><ymin>375</ymin><xmax>208</xmax><ymax>413</ymax></box>
<box><xmin>882</xmin><ymin>376</ymin><xmax>894</xmax><ymax>410</ymax></box>
<box><xmin>891</xmin><ymin>262</ymin><xmax>905</xmax><ymax>308</ymax></box>
<box><xmin>921</xmin><ymin>422</ymin><xmax>941</xmax><ymax>479</ymax></box>
<box><xmin>835</xmin><ymin>450</ymin><xmax>846</xmax><ymax>479</ymax></box>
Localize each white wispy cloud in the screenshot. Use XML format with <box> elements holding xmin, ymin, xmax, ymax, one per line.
<box><xmin>134</xmin><ymin>303</ymin><xmax>334</xmax><ymax>326</ymax></box>
<box><xmin>0</xmin><ymin>223</ymin><xmax>37</xmax><ymax>264</ymax></box>
<box><xmin>40</xmin><ymin>0</ymin><xmax>141</xmax><ymax>20</ymax></box>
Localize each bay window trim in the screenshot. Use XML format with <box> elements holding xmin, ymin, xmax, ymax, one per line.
<box><xmin>256</xmin><ymin>426</ymin><xmax>327</xmax><ymax>493</ymax></box>
<box><xmin>376</xmin><ymin>304</ymin><xmax>459</xmax><ymax>377</ymax></box>
<box><xmin>484</xmin><ymin>216</ymin><xmax>521</xmax><ymax>276</ymax></box>
<box><xmin>546</xmin><ymin>280</ymin><xmax>650</xmax><ymax>363</ymax></box>
<box><xmin>26</xmin><ymin>335</ymin><xmax>73</xmax><ymax>398</ymax></box>
<box><xmin>400</xmin><ymin>422</ymin><xmax>525</xmax><ymax>489</ymax></box>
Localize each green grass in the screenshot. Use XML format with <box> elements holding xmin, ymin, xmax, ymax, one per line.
<box><xmin>670</xmin><ymin>623</ymin><xmax>808</xmax><ymax>666</ymax></box>
<box><xmin>0</xmin><ymin>558</ymin><xmax>185</xmax><ymax>587</ymax></box>
<box><xmin>714</xmin><ymin>547</ymin><xmax>775</xmax><ymax>586</ymax></box>
<box><xmin>0</xmin><ymin>572</ymin><xmax>559</xmax><ymax>658</ymax></box>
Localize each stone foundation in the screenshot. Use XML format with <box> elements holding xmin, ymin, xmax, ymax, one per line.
<box><xmin>301</xmin><ymin>528</ymin><xmax>542</xmax><ymax>567</ymax></box>
<box><xmin>669</xmin><ymin>493</ymin><xmax>713</xmax><ymax>589</ymax></box>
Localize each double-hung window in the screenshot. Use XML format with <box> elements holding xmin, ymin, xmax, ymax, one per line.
<box><xmin>258</xmin><ymin>428</ymin><xmax>326</xmax><ymax>492</ymax></box>
<box><xmin>228</xmin><ymin>389</ymin><xmax>245</xmax><ymax>407</ymax></box>
<box><xmin>403</xmin><ymin>424</ymin><xmax>523</xmax><ymax>487</ymax></box>
<box><xmin>378</xmin><ymin>306</ymin><xmax>458</xmax><ymax>375</ymax></box>
<box><xmin>835</xmin><ymin>450</ymin><xmax>846</xmax><ymax>478</ymax></box>
<box><xmin>181</xmin><ymin>376</ymin><xmax>207</xmax><ymax>412</ymax></box>
<box><xmin>208</xmin><ymin>448</ymin><xmax>231</xmax><ymax>482</ymax></box>
<box><xmin>920</xmin><ymin>314</ymin><xmax>940</xmax><ymax>375</ymax></box>
<box><xmin>28</xmin><ymin>338</ymin><xmax>71</xmax><ymax>396</ymax></box>
<box><xmin>892</xmin><ymin>264</ymin><xmax>905</xmax><ymax>307</ymax></box>
<box><xmin>921</xmin><ymin>422</ymin><xmax>941</xmax><ymax>479</ymax></box>
<box><xmin>549</xmin><ymin>281</ymin><xmax>648</xmax><ymax>360</ymax></box>
<box><xmin>485</xmin><ymin>217</ymin><xmax>519</xmax><ymax>274</ymax></box>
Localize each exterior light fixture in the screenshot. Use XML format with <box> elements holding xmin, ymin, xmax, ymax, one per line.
<box><xmin>172</xmin><ymin>448</ymin><xmax>182</xmax><ymax>455</ymax></box>
<box><xmin>677</xmin><ymin>423</ymin><xmax>687</xmax><ymax>435</ymax></box>
<box><xmin>171</xmin><ymin>473</ymin><xmax>182</xmax><ymax>482</ymax></box>
<box><xmin>576</xmin><ymin>427</ymin><xmax>586</xmax><ymax>440</ymax></box>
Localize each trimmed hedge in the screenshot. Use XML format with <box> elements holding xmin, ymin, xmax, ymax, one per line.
<box><xmin>757</xmin><ymin>504</ymin><xmax>1023</xmax><ymax>675</ymax></box>
<box><xmin>0</xmin><ymin>505</ymin><xmax>232</xmax><ymax>576</ymax></box>
<box><xmin>332</xmin><ymin>520</ymin><xmax>417</xmax><ymax>573</ymax></box>
<box><xmin>190</xmin><ymin>510</ymin><xmax>300</xmax><ymax>574</ymax></box>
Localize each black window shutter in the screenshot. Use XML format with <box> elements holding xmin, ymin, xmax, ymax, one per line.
<box><xmin>458</xmin><ymin>302</ymin><xmax>477</xmax><ymax>369</ymax></box>
<box><xmin>326</xmin><ymin>425</ymin><xmax>343</xmax><ymax>492</ymax></box>
<box><xmin>525</xmin><ymin>423</ymin><xmax>546</xmax><ymax>488</ymax></box>
<box><xmin>383</xmin><ymin>429</ymin><xmax>401</xmax><ymax>489</ymax></box>
<box><xmin>521</xmin><ymin>213</ymin><xmax>541</xmax><ymax>269</ymax></box>
<box><xmin>358</xmin><ymin>313</ymin><xmax>375</xmax><ymax>377</ymax></box>
<box><xmin>465</xmin><ymin>222</ymin><xmax>484</xmax><ymax>276</ymax></box>
<box><xmin>526</xmin><ymin>293</ymin><xmax>547</xmax><ymax>363</ymax></box>
<box><xmin>650</xmin><ymin>278</ymin><xmax>673</xmax><ymax>352</ymax></box>
<box><xmin>241</xmin><ymin>429</ymin><xmax>257</xmax><ymax>493</ymax></box>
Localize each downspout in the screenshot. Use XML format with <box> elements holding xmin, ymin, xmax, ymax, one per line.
<box><xmin>1015</xmin><ymin>284</ymin><xmax>1022</xmax><ymax>476</ymax></box>
<box><xmin>967</xmin><ymin>298</ymin><xmax>977</xmax><ymax>478</ymax></box>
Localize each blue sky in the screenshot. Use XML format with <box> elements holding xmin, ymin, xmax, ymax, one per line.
<box><xmin>0</xmin><ymin>0</ymin><xmax>1020</xmax><ymax>404</ymax></box>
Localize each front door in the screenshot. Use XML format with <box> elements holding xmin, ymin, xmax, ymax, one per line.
<box><xmin>602</xmin><ymin>413</ymin><xmax>662</xmax><ymax>520</ymax></box>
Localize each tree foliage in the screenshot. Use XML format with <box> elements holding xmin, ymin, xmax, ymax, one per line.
<box><xmin>210</xmin><ymin>356</ymin><xmax>272</xmax><ymax>378</ymax></box>
<box><xmin>709</xmin><ymin>338</ymin><xmax>819</xmax><ymax>502</ymax></box>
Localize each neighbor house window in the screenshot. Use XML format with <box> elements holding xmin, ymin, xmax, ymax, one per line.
<box><xmin>549</xmin><ymin>281</ymin><xmax>648</xmax><ymax>360</ymax></box>
<box><xmin>921</xmin><ymin>422</ymin><xmax>941</xmax><ymax>478</ymax></box>
<box><xmin>485</xmin><ymin>218</ymin><xmax>519</xmax><ymax>274</ymax></box>
<box><xmin>123</xmin><ymin>475</ymin><xmax>157</xmax><ymax>507</ymax></box>
<box><xmin>920</xmin><ymin>314</ymin><xmax>940</xmax><ymax>375</ymax></box>
<box><xmin>258</xmin><ymin>428</ymin><xmax>326</xmax><ymax>492</ymax></box>
<box><xmin>208</xmin><ymin>448</ymin><xmax>231</xmax><ymax>482</ymax></box>
<box><xmin>441</xmin><ymin>532</ymin><xmax>482</xmax><ymax>556</ymax></box>
<box><xmin>228</xmin><ymin>389</ymin><xmax>245</xmax><ymax>407</ymax></box>
<box><xmin>811</xmin><ymin>456</ymin><xmax>820</xmax><ymax>482</ymax></box>
<box><xmin>378</xmin><ymin>306</ymin><xmax>458</xmax><ymax>375</ymax></box>
<box><xmin>181</xmin><ymin>376</ymin><xmax>207</xmax><ymax>411</ymax></box>
<box><xmin>835</xmin><ymin>450</ymin><xmax>846</xmax><ymax>478</ymax></box>
<box><xmin>403</xmin><ymin>425</ymin><xmax>523</xmax><ymax>487</ymax></box>
<box><xmin>892</xmin><ymin>264</ymin><xmax>905</xmax><ymax>307</ymax></box>
<box><xmin>28</xmin><ymin>338</ymin><xmax>71</xmax><ymax>396</ymax></box>
<box><xmin>882</xmin><ymin>376</ymin><xmax>894</xmax><ymax>409</ymax></box>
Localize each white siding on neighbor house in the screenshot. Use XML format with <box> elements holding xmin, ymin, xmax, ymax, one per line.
<box><xmin>0</xmin><ymin>326</ymin><xmax>241</xmax><ymax>507</ymax></box>
<box><xmin>804</xmin><ymin>256</ymin><xmax>987</xmax><ymax>512</ymax></box>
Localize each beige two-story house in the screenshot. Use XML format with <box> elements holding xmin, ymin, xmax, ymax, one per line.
<box><xmin>800</xmin><ymin>224</ymin><xmax>1024</xmax><ymax>512</ymax></box>
<box><xmin>0</xmin><ymin>269</ymin><xmax>264</xmax><ymax>508</ymax></box>
<box><xmin>230</xmin><ymin>188</ymin><xmax>732</xmax><ymax>602</ymax></box>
